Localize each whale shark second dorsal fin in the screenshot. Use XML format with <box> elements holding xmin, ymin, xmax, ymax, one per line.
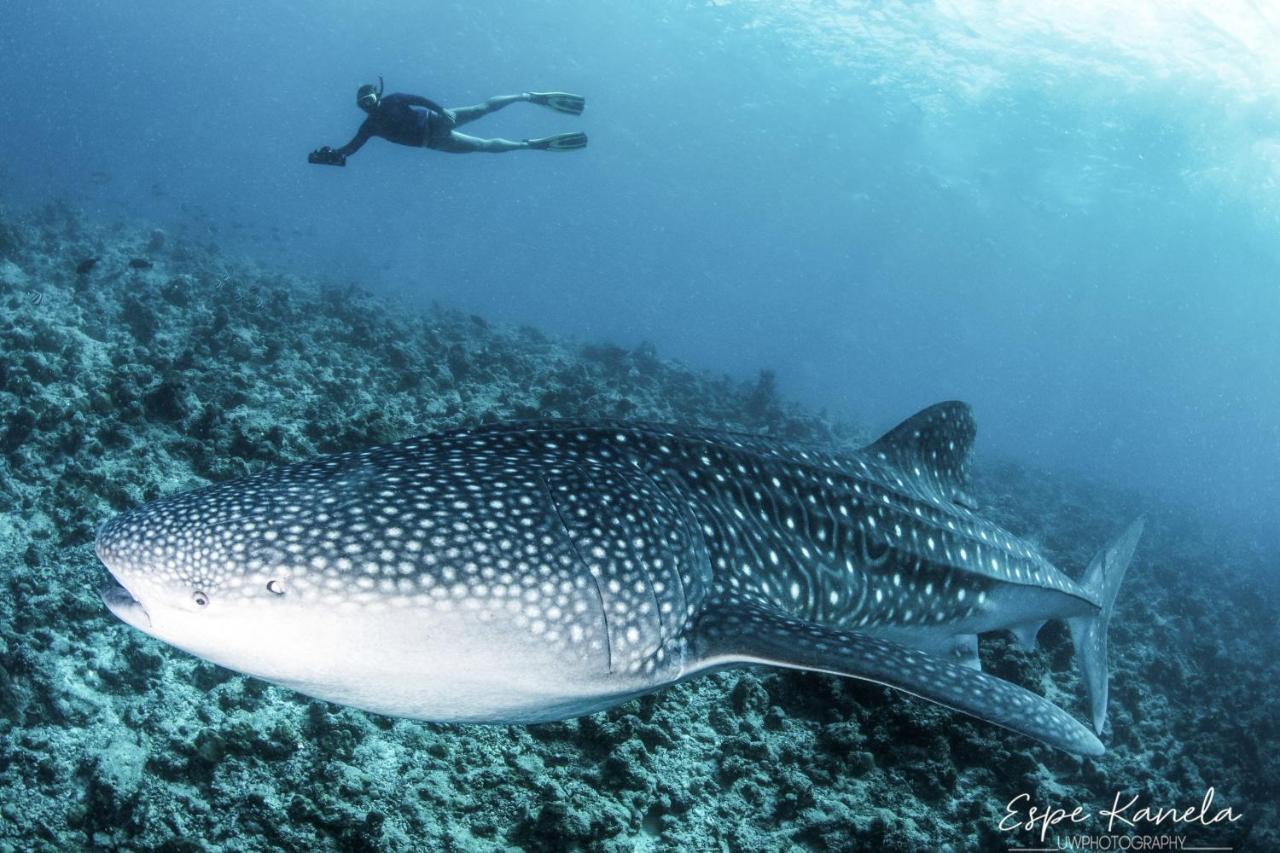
<box><xmin>865</xmin><ymin>401</ymin><xmax>977</xmax><ymax>507</ymax></box>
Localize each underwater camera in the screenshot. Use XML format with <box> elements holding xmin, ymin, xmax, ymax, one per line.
<box><xmin>308</xmin><ymin>146</ymin><xmax>346</xmax><ymax>167</ymax></box>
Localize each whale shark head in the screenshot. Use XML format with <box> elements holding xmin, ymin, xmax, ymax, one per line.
<box><xmin>94</xmin><ymin>442</ymin><xmax>624</xmax><ymax>721</ymax></box>
<box><xmin>95</xmin><ymin>481</ymin><xmax>357</xmax><ymax>686</ymax></box>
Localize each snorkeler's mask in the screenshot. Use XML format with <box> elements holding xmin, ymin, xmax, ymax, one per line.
<box><xmin>357</xmin><ymin>76</ymin><xmax>385</xmax><ymax>110</ymax></box>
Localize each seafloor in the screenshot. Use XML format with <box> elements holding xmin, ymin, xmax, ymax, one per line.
<box><xmin>1</xmin><ymin>204</ymin><xmax>1276</xmax><ymax>851</ymax></box>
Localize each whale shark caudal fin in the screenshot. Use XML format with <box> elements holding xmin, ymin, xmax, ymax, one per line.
<box><xmin>1069</xmin><ymin>517</ymin><xmax>1145</xmax><ymax>735</ymax></box>
<box><xmin>692</xmin><ymin>598</ymin><xmax>1104</xmax><ymax>755</ymax></box>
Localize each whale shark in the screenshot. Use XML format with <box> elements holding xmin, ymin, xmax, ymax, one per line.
<box><xmin>97</xmin><ymin>402</ymin><xmax>1142</xmax><ymax>755</ymax></box>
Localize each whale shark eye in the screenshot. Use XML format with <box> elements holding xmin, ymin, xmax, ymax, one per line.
<box><xmin>193</xmin><ymin>591</ymin><xmax>209</xmax><ymax>607</ymax></box>
<box><xmin>266</xmin><ymin>579</ymin><xmax>286</xmax><ymax>596</ymax></box>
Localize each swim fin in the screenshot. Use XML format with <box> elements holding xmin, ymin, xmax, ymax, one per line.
<box><xmin>526</xmin><ymin>132</ymin><xmax>588</xmax><ymax>152</ymax></box>
<box><xmin>526</xmin><ymin>91</ymin><xmax>586</xmax><ymax>115</ymax></box>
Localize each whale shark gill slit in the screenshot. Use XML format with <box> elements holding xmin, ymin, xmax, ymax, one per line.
<box><xmin>538</xmin><ymin>471</ymin><xmax>612</xmax><ymax>673</ymax></box>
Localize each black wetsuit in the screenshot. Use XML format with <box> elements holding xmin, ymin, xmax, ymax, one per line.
<box><xmin>336</xmin><ymin>93</ymin><xmax>449</xmax><ymax>157</ymax></box>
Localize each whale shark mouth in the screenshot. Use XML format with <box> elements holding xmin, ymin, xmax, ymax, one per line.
<box><xmin>101</xmin><ymin>580</ymin><xmax>151</xmax><ymax>629</ymax></box>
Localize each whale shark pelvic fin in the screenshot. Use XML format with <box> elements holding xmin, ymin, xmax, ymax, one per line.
<box><xmin>1011</xmin><ymin>620</ymin><xmax>1046</xmax><ymax>650</ymax></box>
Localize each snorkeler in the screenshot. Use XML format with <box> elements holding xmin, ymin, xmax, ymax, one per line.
<box><xmin>309</xmin><ymin>78</ymin><xmax>587</xmax><ymax>166</ymax></box>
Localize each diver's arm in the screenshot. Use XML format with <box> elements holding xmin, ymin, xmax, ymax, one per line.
<box><xmin>335</xmin><ymin>121</ymin><xmax>373</xmax><ymax>158</ymax></box>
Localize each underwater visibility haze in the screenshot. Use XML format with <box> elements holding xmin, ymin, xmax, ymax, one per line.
<box><xmin>1</xmin><ymin>0</ymin><xmax>1278</xmax><ymax>849</ymax></box>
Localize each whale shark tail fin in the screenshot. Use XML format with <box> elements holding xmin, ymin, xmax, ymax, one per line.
<box><xmin>691</xmin><ymin>597</ymin><xmax>1104</xmax><ymax>755</ymax></box>
<box><xmin>1069</xmin><ymin>517</ymin><xmax>1145</xmax><ymax>735</ymax></box>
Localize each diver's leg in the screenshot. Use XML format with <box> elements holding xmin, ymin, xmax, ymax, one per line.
<box><xmin>448</xmin><ymin>94</ymin><xmax>529</xmax><ymax>127</ymax></box>
<box><xmin>433</xmin><ymin>130</ymin><xmax>529</xmax><ymax>153</ymax></box>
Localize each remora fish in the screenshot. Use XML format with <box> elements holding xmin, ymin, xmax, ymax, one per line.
<box><xmin>97</xmin><ymin>403</ymin><xmax>1142</xmax><ymax>754</ymax></box>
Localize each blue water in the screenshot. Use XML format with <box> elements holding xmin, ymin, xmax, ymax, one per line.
<box><xmin>4</xmin><ymin>0</ymin><xmax>1278</xmax><ymax>543</ymax></box>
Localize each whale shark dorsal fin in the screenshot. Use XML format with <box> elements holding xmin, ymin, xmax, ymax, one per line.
<box><xmin>691</xmin><ymin>597</ymin><xmax>1103</xmax><ymax>755</ymax></box>
<box><xmin>865</xmin><ymin>401</ymin><xmax>977</xmax><ymax>507</ymax></box>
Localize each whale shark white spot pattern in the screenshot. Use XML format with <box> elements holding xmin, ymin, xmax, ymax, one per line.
<box><xmin>96</xmin><ymin>403</ymin><xmax>1141</xmax><ymax>753</ymax></box>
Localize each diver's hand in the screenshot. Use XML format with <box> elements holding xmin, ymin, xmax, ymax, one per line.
<box><xmin>308</xmin><ymin>146</ymin><xmax>346</xmax><ymax>167</ymax></box>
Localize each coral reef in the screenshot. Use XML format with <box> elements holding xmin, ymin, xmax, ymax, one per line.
<box><xmin>0</xmin><ymin>203</ymin><xmax>1276</xmax><ymax>850</ymax></box>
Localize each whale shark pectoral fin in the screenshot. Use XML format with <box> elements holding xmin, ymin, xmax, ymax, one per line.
<box><xmin>692</xmin><ymin>599</ymin><xmax>1103</xmax><ymax>756</ymax></box>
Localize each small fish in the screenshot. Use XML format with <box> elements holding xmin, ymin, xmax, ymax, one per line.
<box><xmin>26</xmin><ymin>290</ymin><xmax>44</xmax><ymax>306</ymax></box>
<box><xmin>240</xmin><ymin>290</ymin><xmax>266</xmax><ymax>311</ymax></box>
<box><xmin>97</xmin><ymin>404</ymin><xmax>1143</xmax><ymax>755</ymax></box>
<box><xmin>128</xmin><ymin>258</ymin><xmax>153</xmax><ymax>270</ymax></box>
<box><xmin>75</xmin><ymin>258</ymin><xmax>99</xmax><ymax>275</ymax></box>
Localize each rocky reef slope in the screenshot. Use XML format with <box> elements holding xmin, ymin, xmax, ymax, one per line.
<box><xmin>1</xmin><ymin>204</ymin><xmax>1275</xmax><ymax>850</ymax></box>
